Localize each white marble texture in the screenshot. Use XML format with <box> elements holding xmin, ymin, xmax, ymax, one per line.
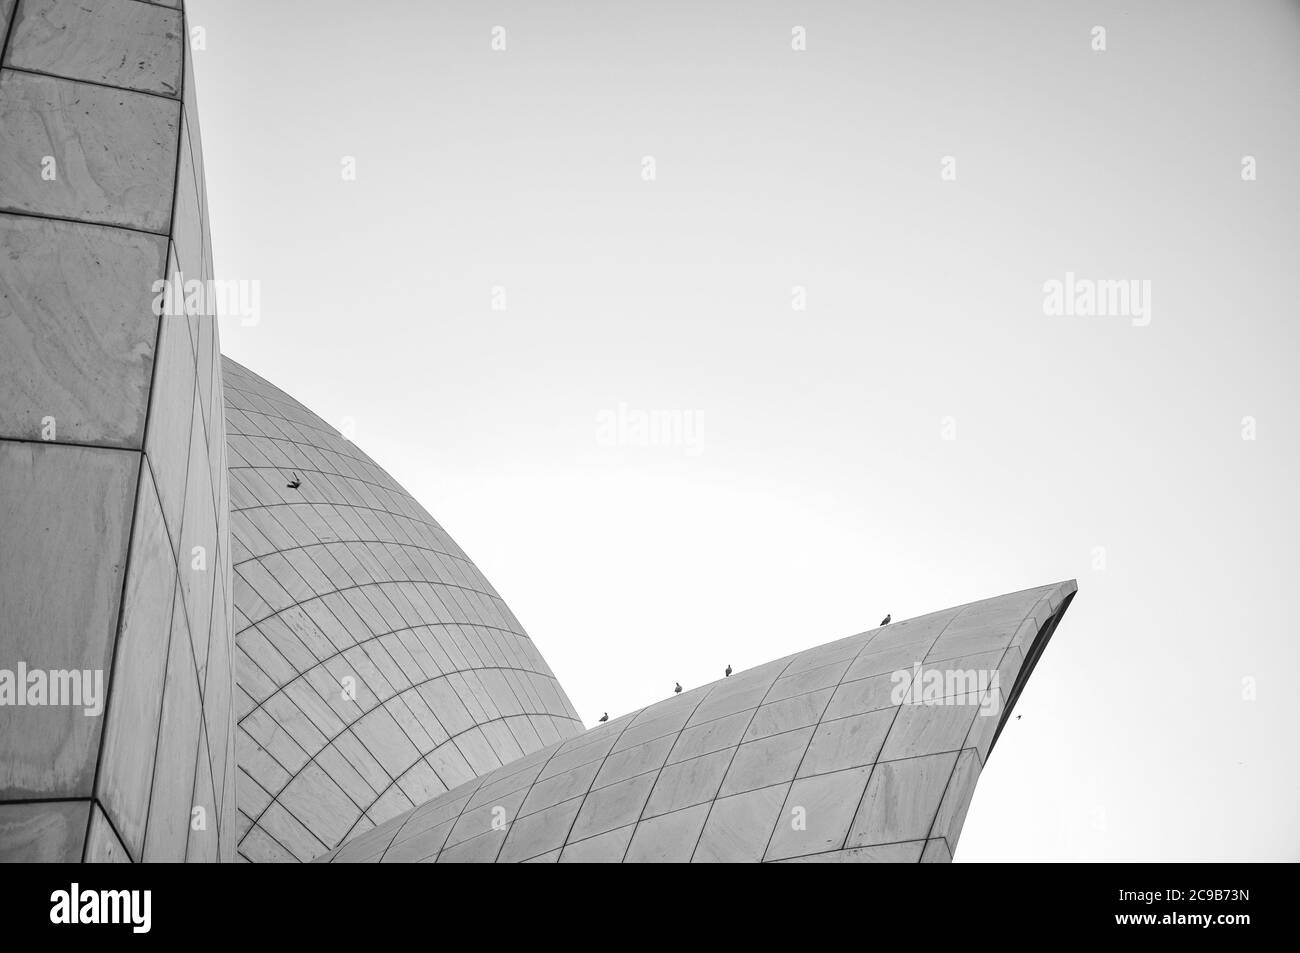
<box><xmin>316</xmin><ymin>581</ymin><xmax>1077</xmax><ymax>863</ymax></box>
<box><xmin>0</xmin><ymin>442</ymin><xmax>138</xmax><ymax>798</ymax></box>
<box><xmin>0</xmin><ymin>214</ymin><xmax>165</xmax><ymax>447</ymax></box>
<box><xmin>0</xmin><ymin>69</ymin><xmax>179</xmax><ymax>232</ymax></box>
<box><xmin>7</xmin><ymin>0</ymin><xmax>183</xmax><ymax>97</ymax></box>
<box><xmin>0</xmin><ymin>0</ymin><xmax>234</xmax><ymax>864</ymax></box>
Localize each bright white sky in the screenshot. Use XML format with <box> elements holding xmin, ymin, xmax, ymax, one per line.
<box><xmin>190</xmin><ymin>0</ymin><xmax>1299</xmax><ymax>861</ymax></box>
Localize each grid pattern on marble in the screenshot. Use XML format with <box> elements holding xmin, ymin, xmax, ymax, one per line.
<box><xmin>317</xmin><ymin>581</ymin><xmax>1076</xmax><ymax>863</ymax></box>
<box><xmin>223</xmin><ymin>358</ymin><xmax>584</xmax><ymax>863</ymax></box>
<box><xmin>0</xmin><ymin>0</ymin><xmax>234</xmax><ymax>862</ymax></box>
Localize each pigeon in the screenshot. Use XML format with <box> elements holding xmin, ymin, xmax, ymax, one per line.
<box><xmin>880</xmin><ymin>613</ymin><xmax>891</xmax><ymax>626</ymax></box>
<box><xmin>673</xmin><ymin>682</ymin><xmax>682</xmax><ymax>694</ymax></box>
<box><xmin>1016</xmin><ymin>715</ymin><xmax>1021</xmax><ymax>720</ymax></box>
<box><xmin>599</xmin><ymin>712</ymin><xmax>608</xmax><ymax>723</ymax></box>
<box><xmin>725</xmin><ymin>665</ymin><xmax>732</xmax><ymax>677</ymax></box>
<box><xmin>286</xmin><ymin>473</ymin><xmax>302</xmax><ymax>489</ymax></box>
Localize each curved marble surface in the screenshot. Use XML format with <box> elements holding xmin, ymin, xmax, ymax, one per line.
<box><xmin>317</xmin><ymin>581</ymin><xmax>1076</xmax><ymax>863</ymax></box>
<box><xmin>224</xmin><ymin>358</ymin><xmax>584</xmax><ymax>862</ymax></box>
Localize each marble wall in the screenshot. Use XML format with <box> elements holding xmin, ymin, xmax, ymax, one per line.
<box><xmin>223</xmin><ymin>358</ymin><xmax>585</xmax><ymax>862</ymax></box>
<box><xmin>0</xmin><ymin>1</ymin><xmax>1079</xmax><ymax>867</ymax></box>
<box><xmin>316</xmin><ymin>583</ymin><xmax>1076</xmax><ymax>863</ymax></box>
<box><xmin>0</xmin><ymin>0</ymin><xmax>233</xmax><ymax>862</ymax></box>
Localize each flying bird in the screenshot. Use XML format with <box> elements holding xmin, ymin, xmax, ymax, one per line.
<box><xmin>880</xmin><ymin>613</ymin><xmax>891</xmax><ymax>626</ymax></box>
<box><xmin>673</xmin><ymin>682</ymin><xmax>682</xmax><ymax>694</ymax></box>
<box><xmin>725</xmin><ymin>665</ymin><xmax>732</xmax><ymax>677</ymax></box>
<box><xmin>598</xmin><ymin>712</ymin><xmax>608</xmax><ymax>723</ymax></box>
<box><xmin>286</xmin><ymin>473</ymin><xmax>301</xmax><ymax>489</ymax></box>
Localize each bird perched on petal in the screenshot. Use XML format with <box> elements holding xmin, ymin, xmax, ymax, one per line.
<box><xmin>673</xmin><ymin>682</ymin><xmax>682</xmax><ymax>694</ymax></box>
<box><xmin>880</xmin><ymin>613</ymin><xmax>891</xmax><ymax>626</ymax></box>
<box><xmin>599</xmin><ymin>712</ymin><xmax>608</xmax><ymax>723</ymax></box>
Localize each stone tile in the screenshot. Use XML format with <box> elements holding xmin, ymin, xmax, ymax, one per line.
<box><xmin>436</xmin><ymin>828</ymin><xmax>506</xmax><ymax>863</ymax></box>
<box><xmin>682</xmin><ymin>684</ymin><xmax>765</xmax><ymax>727</ymax></box>
<box><xmin>844</xmin><ymin>642</ymin><xmax>931</xmax><ymax>682</ymax></box>
<box><xmin>0</xmin><ymin>214</ymin><xmax>167</xmax><ymax>447</ymax></box>
<box><xmin>625</xmin><ymin>803</ymin><xmax>710</xmax><ymax>862</ymax></box>
<box><xmin>743</xmin><ymin>687</ymin><xmax>832</xmax><ymax>741</ymax></box>
<box><xmin>930</xmin><ymin>748</ymin><xmax>981</xmax><ymax>846</ymax></box>
<box><xmin>181</xmin><ymin>41</ymin><xmax>209</xmax><ymax>243</ymax></box>
<box><xmin>0</xmin><ymin>70</ymin><xmax>180</xmax><ymax>232</ymax></box>
<box><xmin>254</xmin><ymin>800</ymin><xmax>323</xmax><ymax>858</ymax></box>
<box><xmin>204</xmin><ymin>360</ymin><xmax>226</xmax><ymax>540</ymax></box>
<box><xmin>764</xmin><ymin>659</ymin><xmax>851</xmax><ymax>704</ymax></box>
<box><xmin>0</xmin><ymin>800</ymin><xmax>89</xmax><ymax>861</ymax></box>
<box><xmin>424</xmin><ymin>740</ymin><xmax>477</xmax><ymax>791</ymax></box>
<box><xmin>899</xmin><ymin>649</ymin><xmax>1004</xmax><ymax>706</ymax></box>
<box><xmin>864</xmin><ymin>611</ymin><xmax>956</xmax><ymax>652</ymax></box>
<box><xmin>878</xmin><ymin>701</ymin><xmax>978</xmax><ymax>761</ymax></box>
<box><xmin>366</xmin><ymin>786</ymin><xmax>415</xmax><ymax>828</ymax></box>
<box><xmin>171</xmin><ymin>118</ymin><xmax>202</xmax><ymax>276</ymax></box>
<box><xmin>0</xmin><ymin>441</ymin><xmax>137</xmax><ymax>798</ymax></box>
<box><xmin>498</xmin><ymin>797</ymin><xmax>582</xmax><ymax>863</ymax></box>
<box><xmin>568</xmin><ymin>771</ymin><xmax>655</xmax><ymax>842</ymax></box>
<box><xmin>823</xmin><ymin>672</ymin><xmax>900</xmax><ymax>721</ymax></box>
<box><xmin>522</xmin><ymin>848</ymin><xmax>560</xmax><ymax>863</ymax></box>
<box><xmin>593</xmin><ymin>732</ymin><xmax>674</xmax><ymax>788</ymax></box>
<box><xmin>330</xmin><ymin>817</ymin><xmax>395</xmax><ymax>863</ymax></box>
<box><xmin>95</xmin><ymin>469</ymin><xmax>176</xmax><ymax>858</ymax></box>
<box><xmin>995</xmin><ymin>645</ymin><xmax>1026</xmax><ymax>694</ymax></box>
<box><xmin>446</xmin><ymin>785</ymin><xmax>528</xmax><ymax>849</ymax></box>
<box><xmin>141</xmin><ymin>586</ymin><xmax>201</xmax><ymax>861</ymax></box>
<box><xmin>185</xmin><ymin>724</ymin><xmax>218</xmax><ymax>861</ymax></box>
<box><xmin>966</xmin><ymin>696</ymin><xmax>1003</xmax><ymax>763</ymax></box>
<box><xmin>926</xmin><ymin>627</ymin><xmax>1017</xmax><ymax>663</ymax></box>
<box><xmin>559</xmin><ymin>824</ymin><xmax>634</xmax><ymax>863</ymax></box>
<box><xmin>693</xmin><ymin>782</ymin><xmax>788</xmax><ymax>863</ymax></box>
<box><xmin>642</xmin><ymin>748</ymin><xmax>731</xmax><ymax>818</ymax></box>
<box><xmin>362</xmin><ymin>700</ymin><xmax>431</xmax><ymax>779</ymax></box>
<box><xmin>719</xmin><ymin>726</ymin><xmax>813</xmax><ymax>797</ymax></box>
<box><xmin>797</xmin><ymin>708</ymin><xmax>894</xmax><ymax>778</ymax></box>
<box><xmin>1008</xmin><ymin>615</ymin><xmax>1040</xmax><ymax>651</ymax></box>
<box><xmin>667</xmin><ymin>708</ymin><xmax>750</xmax><ymax>763</ymax></box>
<box><xmin>462</xmin><ymin>748</ymin><xmax>533</xmax><ymax>811</ymax></box>
<box><xmin>84</xmin><ymin>803</ymin><xmax>129</xmax><ymax>862</ymax></box>
<box><xmin>383</xmin><ymin>819</ymin><xmax>452</xmax><ymax>863</ymax></box>
<box><xmin>401</xmin><ymin>785</ymin><xmax>477</xmax><ymax>834</ymax></box>
<box><xmin>395</xmin><ymin>759</ymin><xmax>448</xmax><ymax>807</ymax></box>
<box><xmin>250</xmin><ymin>821</ymin><xmax>319</xmax><ymax>863</ymax></box>
<box><xmin>765</xmin><ymin>766</ymin><xmax>871</xmax><ymax>861</ymax></box>
<box><xmin>276</xmin><ymin>762</ymin><xmax>362</xmax><ymax>850</ymax></box>
<box><xmin>781</xmin><ymin>635</ymin><xmax>869</xmax><ymax>675</ymax></box>
<box><xmin>778</xmin><ymin>840</ymin><xmax>925</xmax><ymax>862</ymax></box>
<box><xmin>178</xmin><ymin>389</ymin><xmax>217</xmax><ymax>682</ymax></box>
<box><xmin>8</xmin><ymin>0</ymin><xmax>183</xmax><ymax>97</ymax></box>
<box><xmin>921</xmin><ymin>837</ymin><xmax>953</xmax><ymax>862</ymax></box>
<box><xmin>195</xmin><ymin>321</ymin><xmax>220</xmax><ymax>435</ymax></box>
<box><xmin>846</xmin><ymin>751</ymin><xmax>959</xmax><ymax>848</ymax></box>
<box><xmin>520</xmin><ymin>757</ymin><xmax>600</xmax><ymax>816</ymax></box>
<box><xmin>537</xmin><ymin>732</ymin><xmax>615</xmax><ymax>780</ymax></box>
<box><xmin>144</xmin><ymin>302</ymin><xmax>196</xmax><ymax>550</ymax></box>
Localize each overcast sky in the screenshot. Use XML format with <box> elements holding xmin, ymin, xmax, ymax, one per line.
<box><xmin>190</xmin><ymin>0</ymin><xmax>1299</xmax><ymax>861</ymax></box>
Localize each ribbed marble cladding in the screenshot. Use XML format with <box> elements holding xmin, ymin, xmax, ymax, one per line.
<box><xmin>0</xmin><ymin>0</ymin><xmax>1081</xmax><ymax>866</ymax></box>
<box><xmin>317</xmin><ymin>582</ymin><xmax>1076</xmax><ymax>863</ymax></box>
<box><xmin>223</xmin><ymin>358</ymin><xmax>584</xmax><ymax>862</ymax></box>
<box><xmin>0</xmin><ymin>0</ymin><xmax>233</xmax><ymax>862</ymax></box>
